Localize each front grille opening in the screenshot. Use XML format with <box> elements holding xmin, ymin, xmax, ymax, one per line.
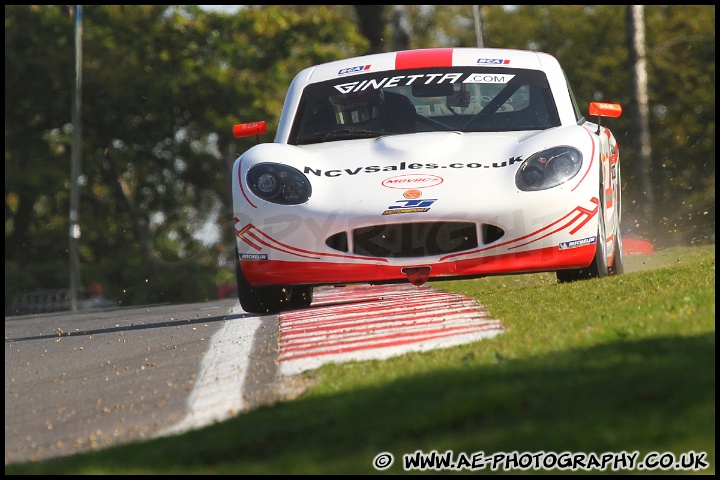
<box><xmin>325</xmin><ymin>231</ymin><xmax>349</xmax><ymax>252</ymax></box>
<box><xmin>482</xmin><ymin>223</ymin><xmax>505</xmax><ymax>244</ymax></box>
<box><xmin>353</xmin><ymin>222</ymin><xmax>478</xmax><ymax>258</ymax></box>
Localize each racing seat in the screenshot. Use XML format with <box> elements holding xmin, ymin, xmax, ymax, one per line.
<box><xmin>383</xmin><ymin>92</ymin><xmax>417</xmax><ymax>134</ymax></box>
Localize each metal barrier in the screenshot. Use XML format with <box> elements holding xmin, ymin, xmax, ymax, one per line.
<box><xmin>8</xmin><ymin>289</ymin><xmax>71</xmax><ymax>316</ymax></box>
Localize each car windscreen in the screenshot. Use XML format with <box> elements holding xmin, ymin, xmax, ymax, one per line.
<box><xmin>289</xmin><ymin>67</ymin><xmax>561</xmax><ymax>145</ymax></box>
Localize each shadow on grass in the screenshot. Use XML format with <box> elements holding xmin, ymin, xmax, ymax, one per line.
<box><xmin>8</xmin><ymin>332</ymin><xmax>714</xmax><ymax>474</ymax></box>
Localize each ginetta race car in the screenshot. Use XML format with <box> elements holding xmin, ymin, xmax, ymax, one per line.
<box><xmin>232</xmin><ymin>47</ymin><xmax>624</xmax><ymax>314</ymax></box>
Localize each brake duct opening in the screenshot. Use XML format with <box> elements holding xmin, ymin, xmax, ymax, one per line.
<box><xmin>402</xmin><ymin>266</ymin><xmax>431</xmax><ymax>286</ymax></box>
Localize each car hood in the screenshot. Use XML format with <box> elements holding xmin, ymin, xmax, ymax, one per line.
<box><xmin>287</xmin><ymin>130</ymin><xmax>543</xmax><ymax>164</ymax></box>
<box><xmin>237</xmin><ymin>127</ymin><xmax>592</xmax><ymax>211</ymax></box>
<box><xmin>241</xmin><ymin>129</ymin><xmax>577</xmax><ymax>173</ymax></box>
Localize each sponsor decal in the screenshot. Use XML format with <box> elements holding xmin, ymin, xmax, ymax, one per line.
<box><xmin>304</xmin><ymin>158</ymin><xmax>523</xmax><ymax>178</ymax></box>
<box><xmin>239</xmin><ymin>253</ymin><xmax>269</xmax><ymax>260</ymax></box>
<box><xmin>383</xmin><ymin>208</ymin><xmax>431</xmax><ymax>215</ymax></box>
<box><xmin>476</xmin><ymin>58</ymin><xmax>511</xmax><ymax>65</ymax></box>
<box><xmin>333</xmin><ymin>72</ymin><xmax>466</xmax><ymax>95</ymax></box>
<box><xmin>463</xmin><ymin>73</ymin><xmax>515</xmax><ymax>84</ymax></box>
<box><xmin>382</xmin><ymin>199</ymin><xmax>437</xmax><ymax>215</ymax></box>
<box><xmin>338</xmin><ymin>64</ymin><xmax>371</xmax><ymax>76</ymax></box>
<box><xmin>331</xmin><ymin>69</ymin><xmax>515</xmax><ymax>95</ymax></box>
<box><xmin>382</xmin><ymin>174</ymin><xmax>444</xmax><ymax>189</ymax></box>
<box><xmin>403</xmin><ymin>189</ymin><xmax>422</xmax><ymax>199</ymax></box>
<box><xmin>558</xmin><ymin>236</ymin><xmax>597</xmax><ymax>250</ymax></box>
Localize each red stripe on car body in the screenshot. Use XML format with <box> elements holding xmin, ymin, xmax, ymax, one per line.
<box><xmin>395</xmin><ymin>48</ymin><xmax>454</xmax><ymax>70</ymax></box>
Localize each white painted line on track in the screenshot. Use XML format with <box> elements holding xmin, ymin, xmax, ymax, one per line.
<box><xmin>157</xmin><ymin>312</ymin><xmax>261</xmax><ymax>436</ymax></box>
<box><xmin>158</xmin><ymin>284</ymin><xmax>504</xmax><ymax>434</ymax></box>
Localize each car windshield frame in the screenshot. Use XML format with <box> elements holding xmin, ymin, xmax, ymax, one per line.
<box><xmin>289</xmin><ymin>66</ymin><xmax>561</xmax><ymax>145</ymax></box>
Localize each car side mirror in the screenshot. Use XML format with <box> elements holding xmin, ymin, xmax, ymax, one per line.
<box><xmin>588</xmin><ymin>102</ymin><xmax>622</xmax><ymax>134</ymax></box>
<box><xmin>232</xmin><ymin>121</ymin><xmax>267</xmax><ymax>144</ymax></box>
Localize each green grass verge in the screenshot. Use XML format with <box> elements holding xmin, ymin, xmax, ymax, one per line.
<box><xmin>5</xmin><ymin>245</ymin><xmax>715</xmax><ymax>474</ymax></box>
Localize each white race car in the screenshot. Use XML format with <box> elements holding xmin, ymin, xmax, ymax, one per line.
<box><xmin>231</xmin><ymin>47</ymin><xmax>624</xmax><ymax>313</ymax></box>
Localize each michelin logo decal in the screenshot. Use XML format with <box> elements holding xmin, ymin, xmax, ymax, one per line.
<box><xmin>559</xmin><ymin>236</ymin><xmax>597</xmax><ymax>250</ymax></box>
<box><xmin>240</xmin><ymin>253</ymin><xmax>269</xmax><ymax>260</ymax></box>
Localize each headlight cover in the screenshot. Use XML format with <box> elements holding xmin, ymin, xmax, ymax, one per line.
<box><xmin>247</xmin><ymin>163</ymin><xmax>312</xmax><ymax>204</ymax></box>
<box><xmin>515</xmin><ymin>146</ymin><xmax>583</xmax><ymax>191</ymax></box>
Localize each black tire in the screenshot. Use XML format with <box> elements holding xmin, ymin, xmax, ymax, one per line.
<box><xmin>235</xmin><ymin>251</ymin><xmax>314</xmax><ymax>314</ymax></box>
<box><xmin>235</xmin><ymin>260</ymin><xmax>287</xmax><ymax>314</ymax></box>
<box><xmin>608</xmin><ymin>167</ymin><xmax>624</xmax><ymax>276</ymax></box>
<box><xmin>557</xmin><ymin>180</ymin><xmax>610</xmax><ymax>283</ymax></box>
<box><xmin>556</xmin><ymin>213</ymin><xmax>609</xmax><ymax>282</ymax></box>
<box><xmin>608</xmin><ymin>222</ymin><xmax>625</xmax><ymax>275</ymax></box>
<box><xmin>287</xmin><ymin>286</ymin><xmax>314</xmax><ymax>310</ymax></box>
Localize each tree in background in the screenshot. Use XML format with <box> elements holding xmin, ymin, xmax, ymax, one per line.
<box><xmin>6</xmin><ymin>6</ymin><xmax>77</xmax><ymax>306</ymax></box>
<box><xmin>4</xmin><ymin>5</ymin><xmax>714</xmax><ymax>312</ymax></box>
<box><xmin>626</xmin><ymin>5</ymin><xmax>654</xmax><ymax>233</ymax></box>
<box><xmin>353</xmin><ymin>5</ymin><xmax>386</xmax><ymax>53</ymax></box>
<box><xmin>393</xmin><ymin>5</ymin><xmax>715</xmax><ymax>247</ymax></box>
<box><xmin>5</xmin><ymin>5</ymin><xmax>368</xmax><ymax>310</ymax></box>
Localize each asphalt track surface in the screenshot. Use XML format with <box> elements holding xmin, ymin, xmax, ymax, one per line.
<box><xmin>5</xmin><ymin>283</ymin><xmax>501</xmax><ymax>465</ymax></box>
<box><xmin>162</xmin><ymin>284</ymin><xmax>503</xmax><ymax>434</ymax></box>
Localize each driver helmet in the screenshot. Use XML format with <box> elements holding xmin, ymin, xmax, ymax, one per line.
<box><xmin>329</xmin><ymin>88</ymin><xmax>384</xmax><ymax>126</ymax></box>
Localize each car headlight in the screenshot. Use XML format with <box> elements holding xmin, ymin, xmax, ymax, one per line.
<box><xmin>247</xmin><ymin>163</ymin><xmax>312</xmax><ymax>204</ymax></box>
<box><xmin>515</xmin><ymin>146</ymin><xmax>583</xmax><ymax>191</ymax></box>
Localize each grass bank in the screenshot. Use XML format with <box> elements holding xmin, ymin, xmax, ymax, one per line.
<box><xmin>6</xmin><ymin>245</ymin><xmax>715</xmax><ymax>474</ymax></box>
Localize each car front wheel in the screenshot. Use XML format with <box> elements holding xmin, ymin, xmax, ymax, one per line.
<box><xmin>608</xmin><ymin>225</ymin><xmax>625</xmax><ymax>275</ymax></box>
<box><xmin>556</xmin><ymin>213</ymin><xmax>609</xmax><ymax>283</ymax></box>
<box><xmin>235</xmin><ymin>252</ymin><xmax>313</xmax><ymax>314</ymax></box>
<box><xmin>557</xmin><ymin>184</ymin><xmax>610</xmax><ymax>283</ymax></box>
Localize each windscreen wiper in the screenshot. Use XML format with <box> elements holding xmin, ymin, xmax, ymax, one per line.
<box><xmin>296</xmin><ymin>129</ymin><xmax>386</xmax><ymax>144</ymax></box>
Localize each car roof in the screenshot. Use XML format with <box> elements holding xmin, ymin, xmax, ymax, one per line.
<box><xmin>304</xmin><ymin>48</ymin><xmax>558</xmax><ymax>83</ymax></box>
<box><xmin>275</xmin><ymin>48</ymin><xmax>574</xmax><ymax>143</ymax></box>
